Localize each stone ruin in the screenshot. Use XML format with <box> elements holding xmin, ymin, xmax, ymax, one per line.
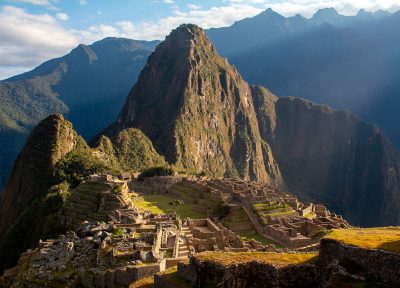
<box><xmin>2</xmin><ymin>196</ymin><xmax>278</xmax><ymax>287</ymax></box>
<box><xmin>170</xmin><ymin>177</ymin><xmax>350</xmax><ymax>248</ymax></box>
<box><xmin>62</xmin><ymin>174</ymin><xmax>132</xmax><ymax>228</ymax></box>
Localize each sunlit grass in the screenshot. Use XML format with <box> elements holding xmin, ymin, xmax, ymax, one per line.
<box><xmin>196</xmin><ymin>251</ymin><xmax>318</xmax><ymax>267</ymax></box>
<box><xmin>239</xmin><ymin>232</ymin><xmax>285</xmax><ymax>248</ymax></box>
<box><xmin>324</xmin><ymin>227</ymin><xmax>400</xmax><ymax>253</ymax></box>
<box><xmin>132</xmin><ymin>194</ymin><xmax>205</xmax><ymax>219</ymax></box>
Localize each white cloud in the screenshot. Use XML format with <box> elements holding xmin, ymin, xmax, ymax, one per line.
<box><xmin>10</xmin><ymin>0</ymin><xmax>52</xmax><ymax>5</ymax></box>
<box><xmin>56</xmin><ymin>12</ymin><xmax>68</xmax><ymax>21</ymax></box>
<box><xmin>107</xmin><ymin>4</ymin><xmax>262</xmax><ymax>40</ymax></box>
<box><xmin>187</xmin><ymin>4</ymin><xmax>202</xmax><ymax>10</ymax></box>
<box><xmin>163</xmin><ymin>0</ymin><xmax>174</xmax><ymax>3</ymax></box>
<box><xmin>0</xmin><ymin>5</ymin><xmax>78</xmax><ymax>77</ymax></box>
<box><xmin>79</xmin><ymin>0</ymin><xmax>87</xmax><ymax>6</ymax></box>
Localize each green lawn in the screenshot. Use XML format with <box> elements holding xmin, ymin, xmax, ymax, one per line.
<box><xmin>239</xmin><ymin>232</ymin><xmax>285</xmax><ymax>248</ymax></box>
<box><xmin>132</xmin><ymin>194</ymin><xmax>205</xmax><ymax>219</ymax></box>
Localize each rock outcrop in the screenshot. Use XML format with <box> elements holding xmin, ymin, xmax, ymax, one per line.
<box><xmin>106</xmin><ymin>24</ymin><xmax>283</xmax><ymax>185</ymax></box>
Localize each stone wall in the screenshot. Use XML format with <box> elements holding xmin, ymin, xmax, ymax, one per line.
<box><xmin>176</xmin><ymin>257</ymin><xmax>320</xmax><ymax>288</ymax></box>
<box><xmin>319</xmin><ymin>238</ymin><xmax>400</xmax><ymax>287</ymax></box>
<box><xmin>80</xmin><ymin>262</ymin><xmax>163</xmax><ymax>288</ymax></box>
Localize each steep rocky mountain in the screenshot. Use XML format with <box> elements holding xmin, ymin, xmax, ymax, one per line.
<box><xmin>207</xmin><ymin>9</ymin><xmax>400</xmax><ymax>149</ymax></box>
<box><xmin>105</xmin><ymin>24</ymin><xmax>283</xmax><ymax>185</ymax></box>
<box><xmin>252</xmin><ymin>89</ymin><xmax>400</xmax><ymax>227</ymax></box>
<box><xmin>0</xmin><ymin>114</ymin><xmax>79</xmax><ymax>272</ymax></box>
<box><xmin>0</xmin><ymin>38</ymin><xmax>159</xmax><ymax>191</ymax></box>
<box><xmin>106</xmin><ymin>24</ymin><xmax>400</xmax><ymax>227</ymax></box>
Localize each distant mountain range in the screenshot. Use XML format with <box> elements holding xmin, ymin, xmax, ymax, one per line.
<box><xmin>207</xmin><ymin>8</ymin><xmax>400</xmax><ymax>148</ymax></box>
<box><xmin>0</xmin><ymin>38</ymin><xmax>159</xmax><ymax>190</ymax></box>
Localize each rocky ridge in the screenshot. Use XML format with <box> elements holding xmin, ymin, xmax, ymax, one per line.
<box><xmin>106</xmin><ymin>24</ymin><xmax>283</xmax><ymax>186</ymax></box>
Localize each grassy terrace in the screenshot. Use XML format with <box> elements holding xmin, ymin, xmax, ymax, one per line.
<box><xmin>252</xmin><ymin>201</ymin><xmax>295</xmax><ymax>218</ymax></box>
<box><xmin>239</xmin><ymin>232</ymin><xmax>285</xmax><ymax>248</ymax></box>
<box><xmin>130</xmin><ymin>266</ymin><xmax>191</xmax><ymax>288</ymax></box>
<box><xmin>195</xmin><ymin>251</ymin><xmax>318</xmax><ymax>267</ymax></box>
<box><xmin>324</xmin><ymin>227</ymin><xmax>400</xmax><ymax>253</ymax></box>
<box><xmin>132</xmin><ymin>194</ymin><xmax>205</xmax><ymax>219</ymax></box>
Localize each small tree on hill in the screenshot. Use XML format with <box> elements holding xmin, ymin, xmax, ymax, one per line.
<box><xmin>169</xmin><ymin>199</ymin><xmax>184</xmax><ymax>217</ymax></box>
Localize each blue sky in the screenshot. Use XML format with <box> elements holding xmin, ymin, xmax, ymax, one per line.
<box><xmin>1</xmin><ymin>0</ymin><xmax>400</xmax><ymax>79</ymax></box>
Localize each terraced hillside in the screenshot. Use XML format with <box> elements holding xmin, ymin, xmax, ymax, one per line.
<box><xmin>65</xmin><ymin>179</ymin><xmax>131</xmax><ymax>228</ymax></box>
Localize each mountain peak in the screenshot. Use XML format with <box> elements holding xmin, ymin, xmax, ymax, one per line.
<box><xmin>262</xmin><ymin>8</ymin><xmax>278</xmax><ymax>15</ymax></box>
<box><xmin>356</xmin><ymin>8</ymin><xmax>373</xmax><ymax>18</ymax></box>
<box><xmin>108</xmin><ymin>24</ymin><xmax>283</xmax><ymax>184</ymax></box>
<box><xmin>165</xmin><ymin>24</ymin><xmax>207</xmax><ymax>46</ymax></box>
<box><xmin>312</xmin><ymin>7</ymin><xmax>340</xmax><ymax>21</ymax></box>
<box><xmin>69</xmin><ymin>43</ymin><xmax>98</xmax><ymax>63</ymax></box>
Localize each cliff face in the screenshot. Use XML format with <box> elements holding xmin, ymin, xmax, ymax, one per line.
<box><xmin>252</xmin><ymin>89</ymin><xmax>400</xmax><ymax>226</ymax></box>
<box><xmin>109</xmin><ymin>24</ymin><xmax>283</xmax><ymax>184</ymax></box>
<box><xmin>0</xmin><ymin>114</ymin><xmax>77</xmax><ymax>235</ymax></box>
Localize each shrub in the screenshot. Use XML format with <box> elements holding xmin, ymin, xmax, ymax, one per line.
<box><xmin>137</xmin><ymin>166</ymin><xmax>174</xmax><ymax>181</ymax></box>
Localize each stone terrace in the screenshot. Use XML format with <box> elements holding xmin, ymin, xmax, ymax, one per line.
<box><xmin>183</xmin><ymin>177</ymin><xmax>350</xmax><ymax>248</ymax></box>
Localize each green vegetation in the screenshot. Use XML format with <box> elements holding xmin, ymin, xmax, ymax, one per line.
<box><xmin>132</xmin><ymin>194</ymin><xmax>205</xmax><ymax>218</ymax></box>
<box><xmin>196</xmin><ymin>251</ymin><xmax>318</xmax><ymax>266</ymax></box>
<box><xmin>137</xmin><ymin>166</ymin><xmax>174</xmax><ymax>181</ymax></box>
<box><xmin>252</xmin><ymin>201</ymin><xmax>294</xmax><ymax>221</ymax></box>
<box><xmin>54</xmin><ymin>137</ymin><xmax>115</xmax><ymax>188</ymax></box>
<box><xmin>96</xmin><ymin>128</ymin><xmax>166</xmax><ymax>172</ymax></box>
<box><xmin>169</xmin><ymin>183</ymin><xmax>221</xmax><ymax>217</ymax></box>
<box><xmin>222</xmin><ymin>206</ymin><xmax>255</xmax><ymax>235</ymax></box>
<box><xmin>239</xmin><ymin>232</ymin><xmax>285</xmax><ymax>248</ymax></box>
<box><xmin>113</xmin><ymin>229</ymin><xmax>124</xmax><ymax>237</ymax></box>
<box><xmin>253</xmin><ymin>201</ymin><xmax>290</xmax><ymax>211</ymax></box>
<box><xmin>169</xmin><ymin>199</ymin><xmax>184</xmax><ymax>217</ymax></box>
<box><xmin>324</xmin><ymin>228</ymin><xmax>400</xmax><ymax>253</ymax></box>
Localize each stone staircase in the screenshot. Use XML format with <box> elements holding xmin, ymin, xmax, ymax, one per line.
<box><xmin>177</xmin><ymin>225</ymin><xmax>192</xmax><ymax>258</ymax></box>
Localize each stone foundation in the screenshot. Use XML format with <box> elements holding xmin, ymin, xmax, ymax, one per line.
<box><xmin>319</xmin><ymin>238</ymin><xmax>400</xmax><ymax>287</ymax></box>
<box><xmin>175</xmin><ymin>257</ymin><xmax>320</xmax><ymax>288</ymax></box>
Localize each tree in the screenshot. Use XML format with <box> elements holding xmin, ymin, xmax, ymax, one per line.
<box><xmin>169</xmin><ymin>199</ymin><xmax>184</xmax><ymax>217</ymax></box>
